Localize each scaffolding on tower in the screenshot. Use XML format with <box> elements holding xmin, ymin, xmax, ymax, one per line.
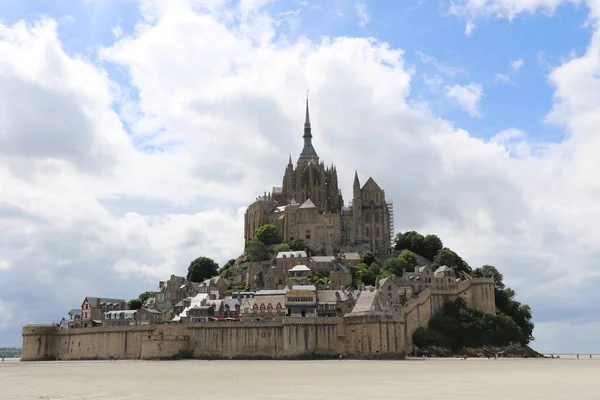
<box><xmin>387</xmin><ymin>200</ymin><xmax>394</xmax><ymax>246</ymax></box>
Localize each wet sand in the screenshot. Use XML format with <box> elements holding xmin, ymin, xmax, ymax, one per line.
<box><xmin>1</xmin><ymin>357</ymin><xmax>599</xmax><ymax>399</ymax></box>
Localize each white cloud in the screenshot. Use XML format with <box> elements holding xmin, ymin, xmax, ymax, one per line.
<box><xmin>423</xmin><ymin>74</ymin><xmax>444</xmax><ymax>92</ymax></box>
<box><xmin>511</xmin><ymin>58</ymin><xmax>524</xmax><ymax>71</ymax></box>
<box><xmin>445</xmin><ymin>83</ymin><xmax>484</xmax><ymax>116</ymax></box>
<box><xmin>465</xmin><ymin>20</ymin><xmax>476</xmax><ymax>36</ymax></box>
<box><xmin>0</xmin><ymin>260</ymin><xmax>10</xmax><ymax>270</ymax></box>
<box><xmin>418</xmin><ymin>51</ymin><xmax>464</xmax><ymax>76</ymax></box>
<box><xmin>449</xmin><ymin>0</ymin><xmax>581</xmax><ymax>21</ymax></box>
<box><xmin>448</xmin><ymin>0</ymin><xmax>594</xmax><ymax>35</ymax></box>
<box><xmin>2</xmin><ymin>0</ymin><xmax>600</xmax><ymax>352</ymax></box>
<box><xmin>112</xmin><ymin>25</ymin><xmax>123</xmax><ymax>38</ymax></box>
<box><xmin>494</xmin><ymin>58</ymin><xmax>524</xmax><ymax>84</ymax></box>
<box><xmin>355</xmin><ymin>2</ymin><xmax>371</xmax><ymax>27</ymax></box>
<box><xmin>494</xmin><ymin>72</ymin><xmax>512</xmax><ymax>83</ymax></box>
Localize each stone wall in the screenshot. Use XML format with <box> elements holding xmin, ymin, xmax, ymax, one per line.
<box><xmin>22</xmin><ymin>317</ymin><xmax>402</xmax><ymax>361</ymax></box>
<box><xmin>22</xmin><ymin>278</ymin><xmax>495</xmax><ymax>361</ymax></box>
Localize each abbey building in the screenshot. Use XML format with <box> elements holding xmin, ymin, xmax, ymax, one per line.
<box><xmin>244</xmin><ymin>99</ymin><xmax>394</xmax><ymax>255</ymax></box>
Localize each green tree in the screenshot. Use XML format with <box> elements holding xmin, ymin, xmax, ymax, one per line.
<box><xmin>274</xmin><ymin>242</ymin><xmax>291</xmax><ymax>253</ymax></box>
<box><xmin>399</xmin><ymin>250</ymin><xmax>418</xmax><ymax>270</ymax></box>
<box><xmin>369</xmin><ymin>262</ymin><xmax>381</xmax><ymax>277</ymax></box>
<box><xmin>361</xmin><ymin>250</ymin><xmax>377</xmax><ymax>266</ymax></box>
<box><xmin>138</xmin><ymin>291</ymin><xmax>154</xmax><ymax>304</ymax></box>
<box><xmin>186</xmin><ymin>256</ymin><xmax>219</xmax><ymax>282</ymax></box>
<box><xmin>245</xmin><ymin>238</ymin><xmax>270</xmax><ymax>261</ymax></box>
<box><xmin>394</xmin><ymin>232</ymin><xmax>411</xmax><ymax>251</ymax></box>
<box><xmin>254</xmin><ymin>224</ymin><xmax>280</xmax><ymax>245</ymax></box>
<box><xmin>127</xmin><ymin>299</ymin><xmax>142</xmax><ymax>310</ymax></box>
<box><xmin>472</xmin><ymin>265</ymin><xmax>505</xmax><ymax>290</ymax></box>
<box><xmin>350</xmin><ymin>262</ymin><xmax>376</xmax><ymax>287</ymax></box>
<box><xmin>412</xmin><ymin>326</ymin><xmax>446</xmax><ymax>348</ymax></box>
<box><xmin>384</xmin><ymin>257</ymin><xmax>408</xmax><ymax>276</ymax></box>
<box><xmin>433</xmin><ymin>248</ymin><xmax>471</xmax><ymax>275</ymax></box>
<box><xmin>288</xmin><ymin>239</ymin><xmax>306</xmax><ymax>251</ymax></box>
<box><xmin>423</xmin><ymin>234</ymin><xmax>444</xmax><ymax>260</ymax></box>
<box><xmin>394</xmin><ymin>231</ymin><xmax>428</xmax><ymax>256</ymax></box>
<box><xmin>471</xmin><ymin>265</ymin><xmax>534</xmax><ymax>345</ymax></box>
<box><xmin>427</xmin><ymin>298</ymin><xmax>524</xmax><ymax>350</ymax></box>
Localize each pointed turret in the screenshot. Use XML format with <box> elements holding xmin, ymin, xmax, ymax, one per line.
<box><xmin>299</xmin><ymin>93</ymin><xmax>318</xmax><ymax>160</ymax></box>
<box><xmin>353</xmin><ymin>170</ymin><xmax>360</xmax><ymax>190</ymax></box>
<box><xmin>288</xmin><ymin>154</ymin><xmax>293</xmax><ymax>167</ymax></box>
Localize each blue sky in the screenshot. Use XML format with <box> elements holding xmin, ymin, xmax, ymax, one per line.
<box><xmin>2</xmin><ymin>0</ymin><xmax>600</xmax><ymax>353</ymax></box>
<box><xmin>0</xmin><ymin>0</ymin><xmax>591</xmax><ymax>141</ymax></box>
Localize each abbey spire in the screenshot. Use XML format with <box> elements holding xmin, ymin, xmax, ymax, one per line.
<box><xmin>299</xmin><ymin>92</ymin><xmax>319</xmax><ymax>160</ymax></box>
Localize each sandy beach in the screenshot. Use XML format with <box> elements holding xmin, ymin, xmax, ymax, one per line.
<box><xmin>1</xmin><ymin>357</ymin><xmax>599</xmax><ymax>399</ymax></box>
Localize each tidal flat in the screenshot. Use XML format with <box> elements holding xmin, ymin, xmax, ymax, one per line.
<box><xmin>1</xmin><ymin>357</ymin><xmax>599</xmax><ymax>399</ymax></box>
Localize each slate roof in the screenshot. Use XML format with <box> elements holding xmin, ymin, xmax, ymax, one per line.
<box><xmin>83</xmin><ymin>297</ymin><xmax>126</xmax><ymax>308</ymax></box>
<box><xmin>254</xmin><ymin>295</ymin><xmax>285</xmax><ymax>309</ymax></box>
<box><xmin>277</xmin><ymin>251</ymin><xmax>307</xmax><ymax>259</ymax></box>
<box><xmin>341</xmin><ymin>252</ymin><xmax>361</xmax><ymax>261</ymax></box>
<box><xmin>299</xmin><ymin>199</ymin><xmax>317</xmax><ymax>209</ymax></box>
<box><xmin>291</xmin><ymin>285</ymin><xmax>316</xmax><ymax>291</ymax></box>
<box><xmin>311</xmin><ymin>256</ymin><xmax>335</xmax><ymax>263</ymax></box>
<box><xmin>346</xmin><ymin>288</ymin><xmax>392</xmax><ymax>316</ymax></box>
<box><xmin>255</xmin><ymin>289</ymin><xmax>288</xmax><ymax>296</ymax></box>
<box><xmin>222</xmin><ymin>298</ymin><xmax>241</xmax><ymax>309</ymax></box>
<box><xmin>317</xmin><ymin>290</ymin><xmax>347</xmax><ymax>304</ymax></box>
<box><xmin>434</xmin><ymin>266</ymin><xmax>455</xmax><ymax>277</ymax></box>
<box><xmin>69</xmin><ymin>309</ymin><xmax>81</xmax><ymax>315</ymax></box>
<box><xmin>289</xmin><ymin>265</ymin><xmax>311</xmax><ymax>272</ymax></box>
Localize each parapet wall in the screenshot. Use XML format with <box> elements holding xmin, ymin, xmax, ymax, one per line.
<box><xmin>22</xmin><ymin>279</ymin><xmax>495</xmax><ymax>361</ymax></box>
<box><xmin>22</xmin><ymin>317</ymin><xmax>406</xmax><ymax>361</ymax></box>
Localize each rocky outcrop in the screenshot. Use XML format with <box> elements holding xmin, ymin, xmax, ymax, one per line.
<box><xmin>417</xmin><ymin>344</ymin><xmax>543</xmax><ymax>358</ymax></box>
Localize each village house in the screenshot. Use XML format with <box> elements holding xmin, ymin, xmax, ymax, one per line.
<box><xmin>404</xmin><ymin>265</ymin><xmax>461</xmax><ymax>294</ymax></box>
<box><xmin>67</xmin><ymin>309</ymin><xmax>82</xmax><ymax>329</ymax></box>
<box><xmin>136</xmin><ymin>308</ymin><xmax>165</xmax><ymax>325</ymax></box>
<box><xmin>285</xmin><ymin>285</ymin><xmax>317</xmax><ymax>317</ymax></box>
<box><xmin>309</xmin><ymin>255</ymin><xmax>336</xmax><ymax>273</ymax></box>
<box><xmin>329</xmin><ymin>264</ymin><xmax>353</xmax><ymax>290</ymax></box>
<box><xmin>276</xmin><ymin>251</ymin><xmax>308</xmax><ymax>270</ymax></box>
<box><xmin>287</xmin><ymin>265</ymin><xmax>311</xmax><ymax>286</ymax></box>
<box><xmin>194</xmin><ymin>276</ymin><xmax>230</xmax><ymax>298</ymax></box>
<box><xmin>340</xmin><ymin>252</ymin><xmax>361</xmax><ymax>268</ymax></box>
<box><xmin>315</xmin><ymin>290</ymin><xmax>357</xmax><ymax>317</ymax></box>
<box><xmin>240</xmin><ymin>297</ymin><xmax>254</xmax><ymax>320</ymax></box>
<box><xmin>188</xmin><ymin>304</ymin><xmax>216</xmax><ymax>323</ymax></box>
<box><xmin>81</xmin><ymin>297</ymin><xmax>127</xmax><ymax>328</ymax></box>
<box><xmin>264</xmin><ymin>251</ymin><xmax>309</xmax><ymax>289</ymax></box>
<box><xmin>252</xmin><ymin>289</ymin><xmax>287</xmax><ymax>320</ymax></box>
<box><xmin>103</xmin><ymin>310</ymin><xmax>137</xmax><ymax>327</ymax></box>
<box><xmin>155</xmin><ymin>275</ymin><xmax>196</xmax><ymax>308</ymax></box>
<box><xmin>378</xmin><ymin>277</ymin><xmax>414</xmax><ymax>312</ymax></box>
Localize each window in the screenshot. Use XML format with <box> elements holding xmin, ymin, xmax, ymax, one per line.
<box><xmin>366</xmin><ymin>227</ymin><xmax>369</xmax><ymax>237</ymax></box>
<box><xmin>305</xmin><ymin>230</ymin><xmax>311</xmax><ymax>240</ymax></box>
<box><xmin>376</xmin><ymin>227</ymin><xmax>380</xmax><ymax>237</ymax></box>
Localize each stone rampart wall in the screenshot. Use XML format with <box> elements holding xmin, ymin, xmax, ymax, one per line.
<box><xmin>22</xmin><ymin>317</ymin><xmax>404</xmax><ymax>361</ymax></box>
<box><xmin>22</xmin><ymin>279</ymin><xmax>496</xmax><ymax>361</ymax></box>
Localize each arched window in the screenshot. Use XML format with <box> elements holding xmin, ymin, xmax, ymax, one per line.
<box><xmin>366</xmin><ymin>227</ymin><xmax>370</xmax><ymax>237</ymax></box>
